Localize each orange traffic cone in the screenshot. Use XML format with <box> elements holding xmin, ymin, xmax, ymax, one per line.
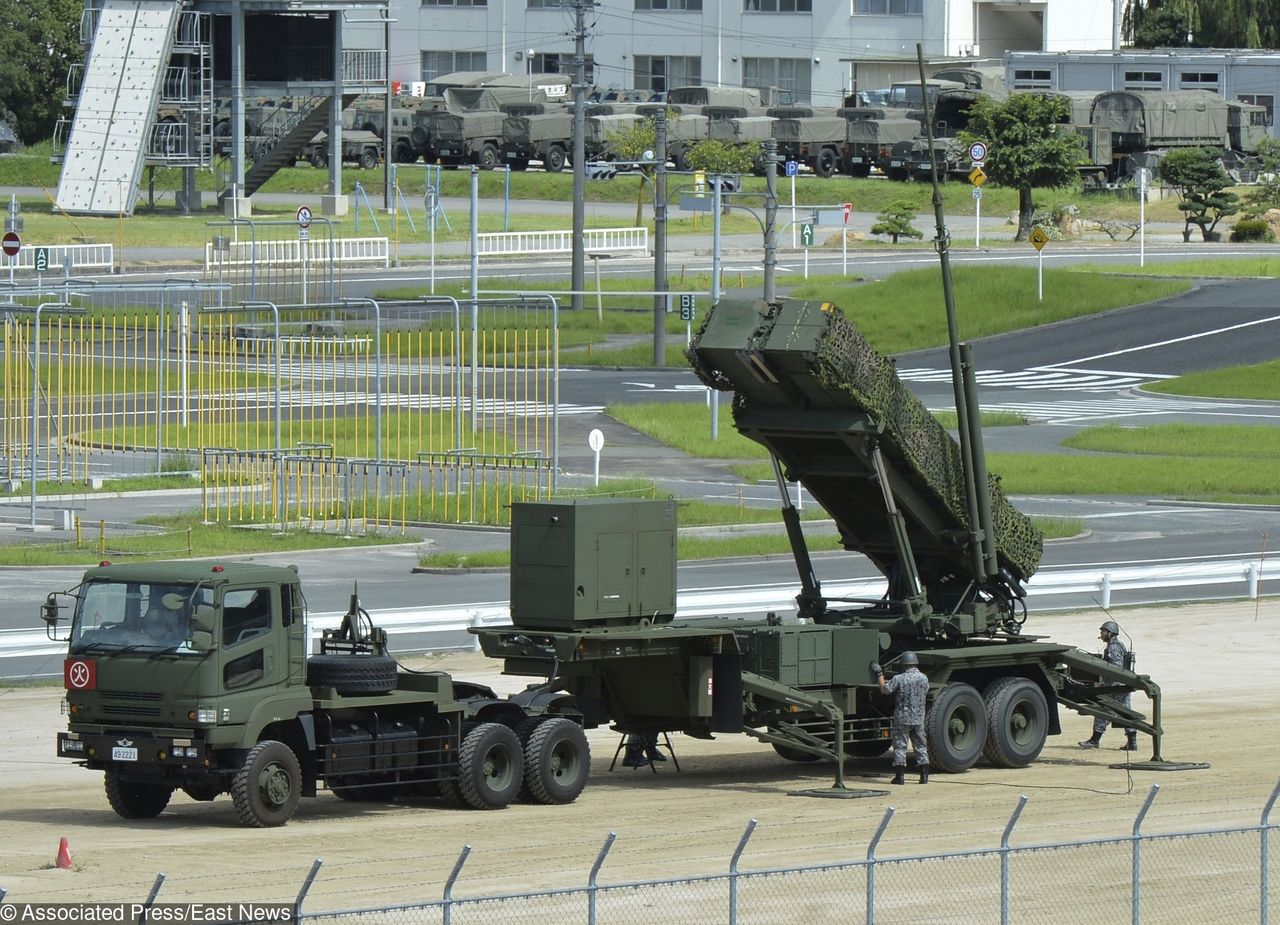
<box><xmin>55</xmin><ymin>837</ymin><xmax>72</xmax><ymax>870</ymax></box>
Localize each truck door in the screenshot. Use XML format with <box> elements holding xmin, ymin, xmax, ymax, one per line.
<box><xmin>219</xmin><ymin>586</ymin><xmax>282</xmax><ymax>694</ymax></box>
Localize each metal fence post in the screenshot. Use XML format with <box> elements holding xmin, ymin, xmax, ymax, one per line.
<box><xmin>866</xmin><ymin>807</ymin><xmax>895</xmax><ymax>925</ymax></box>
<box><xmin>442</xmin><ymin>845</ymin><xmax>471</xmax><ymax>925</ymax></box>
<box><xmin>139</xmin><ymin>872</ymin><xmax>166</xmax><ymax>923</ymax></box>
<box><xmin>1261</xmin><ymin>779</ymin><xmax>1280</xmax><ymax>925</ymax></box>
<box><xmin>729</xmin><ymin>819</ymin><xmax>758</xmax><ymax>925</ymax></box>
<box><xmin>1000</xmin><ymin>795</ymin><xmax>1028</xmax><ymax>925</ymax></box>
<box><xmin>1132</xmin><ymin>784</ymin><xmax>1160</xmax><ymax>925</ymax></box>
<box><xmin>293</xmin><ymin>858</ymin><xmax>323</xmax><ymax>922</ymax></box>
<box><xmin>587</xmin><ymin>832</ymin><xmax>616</xmax><ymax>925</ymax></box>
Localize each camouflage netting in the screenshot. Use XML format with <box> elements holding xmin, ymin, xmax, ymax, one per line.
<box><xmin>810</xmin><ymin>305</ymin><xmax>1042</xmax><ymax>580</ymax></box>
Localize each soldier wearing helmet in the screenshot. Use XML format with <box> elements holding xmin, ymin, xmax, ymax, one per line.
<box><xmin>1079</xmin><ymin>619</ymin><xmax>1138</xmax><ymax>751</ymax></box>
<box><xmin>870</xmin><ymin>651</ymin><xmax>930</xmax><ymax>785</ymax></box>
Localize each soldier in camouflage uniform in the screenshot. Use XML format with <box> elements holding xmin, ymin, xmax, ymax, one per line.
<box><xmin>1078</xmin><ymin>620</ymin><xmax>1139</xmax><ymax>751</ymax></box>
<box><xmin>872</xmin><ymin>652</ymin><xmax>930</xmax><ymax>784</ymax></box>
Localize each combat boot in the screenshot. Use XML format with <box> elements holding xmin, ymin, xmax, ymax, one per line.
<box><xmin>1121</xmin><ymin>731</ymin><xmax>1139</xmax><ymax>751</ymax></box>
<box><xmin>1078</xmin><ymin>732</ymin><xmax>1102</xmax><ymax>749</ymax></box>
<box><xmin>891</xmin><ymin>767</ymin><xmax>905</xmax><ymax>785</ymax></box>
<box><xmin>918</xmin><ymin>765</ymin><xmax>929</xmax><ymax>785</ymax></box>
<box><xmin>646</xmin><ymin>747</ymin><xmax>667</xmax><ymax>763</ymax></box>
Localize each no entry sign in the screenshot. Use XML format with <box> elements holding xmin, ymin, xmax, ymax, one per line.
<box><xmin>2</xmin><ymin>231</ymin><xmax>19</xmax><ymax>257</ymax></box>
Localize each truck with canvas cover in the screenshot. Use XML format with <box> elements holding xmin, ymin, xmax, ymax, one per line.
<box><xmin>45</xmin><ymin>562</ymin><xmax>588</xmax><ymax>826</ymax></box>
<box><xmin>767</xmin><ymin>106</ymin><xmax>847</xmax><ymax>177</ymax></box>
<box><xmin>637</xmin><ymin>103</ymin><xmax>710</xmax><ymax>171</ymax></box>
<box><xmin>841</xmin><ymin>112</ymin><xmax>920</xmax><ymax>177</ymax></box>
<box><xmin>425</xmin><ymin>85</ymin><xmax>559</xmax><ymax>167</ymax></box>
<box><xmin>476</xmin><ymin>297</ymin><xmax>1168</xmax><ymax>788</ymax></box>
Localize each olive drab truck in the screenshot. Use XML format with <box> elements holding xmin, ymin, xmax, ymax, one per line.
<box><xmin>45</xmin><ymin>562</ymin><xmax>589</xmax><ymax>827</ymax></box>
<box><xmin>477</xmin><ymin>297</ymin><xmax>1176</xmax><ymax>790</ymax></box>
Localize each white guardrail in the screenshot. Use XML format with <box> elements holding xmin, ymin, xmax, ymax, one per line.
<box><xmin>203</xmin><ymin>237</ymin><xmax>390</xmax><ymax>270</ymax></box>
<box><xmin>6</xmin><ymin>243</ymin><xmax>114</xmax><ymax>273</ymax></box>
<box><xmin>0</xmin><ymin>559</ymin><xmax>1267</xmax><ymax>666</ymax></box>
<box><xmin>477</xmin><ymin>227</ymin><xmax>648</xmax><ymax>258</ymax></box>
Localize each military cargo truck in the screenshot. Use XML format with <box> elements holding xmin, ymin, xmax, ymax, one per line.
<box><xmin>768</xmin><ymin>106</ymin><xmax>847</xmax><ymax>177</ymax></box>
<box><xmin>305</xmin><ymin>129</ymin><xmax>381</xmax><ymax>169</ymax></box>
<box><xmin>500</xmin><ymin>101</ymin><xmax>566</xmax><ymax>171</ymax></box>
<box><xmin>477</xmin><ymin>297</ymin><xmax>1166</xmax><ymax>787</ymax></box>
<box><xmin>425</xmin><ymin>85</ymin><xmax>557</xmax><ymax>168</ymax></box>
<box><xmin>841</xmin><ymin>112</ymin><xmax>920</xmax><ymax>177</ymax></box>
<box><xmin>46</xmin><ymin>562</ymin><xmax>588</xmax><ymax>827</ymax></box>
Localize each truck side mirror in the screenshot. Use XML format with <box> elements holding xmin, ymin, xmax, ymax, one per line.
<box><xmin>191</xmin><ymin>604</ymin><xmax>216</xmax><ymax>634</ymax></box>
<box><xmin>41</xmin><ymin>594</ymin><xmax>67</xmax><ymax>641</ymax></box>
<box><xmin>189</xmin><ymin>630</ymin><xmax>215</xmax><ymax>652</ymax></box>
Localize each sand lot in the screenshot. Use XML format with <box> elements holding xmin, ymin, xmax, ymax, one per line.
<box><xmin>2</xmin><ymin>601</ymin><xmax>1277</xmax><ymax>918</ymax></box>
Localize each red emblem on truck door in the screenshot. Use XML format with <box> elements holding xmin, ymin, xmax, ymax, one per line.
<box><xmin>65</xmin><ymin>659</ymin><xmax>96</xmax><ymax>690</ymax></box>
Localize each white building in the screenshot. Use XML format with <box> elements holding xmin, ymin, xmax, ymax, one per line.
<box><xmin>355</xmin><ymin>0</ymin><xmax>1115</xmax><ymax>107</ymax></box>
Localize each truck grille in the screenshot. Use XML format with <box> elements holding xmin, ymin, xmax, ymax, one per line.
<box><xmin>100</xmin><ymin>689</ymin><xmax>163</xmax><ymax>717</ymax></box>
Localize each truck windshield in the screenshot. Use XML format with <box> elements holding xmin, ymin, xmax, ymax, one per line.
<box><xmin>70</xmin><ymin>580</ymin><xmax>211</xmax><ymax>654</ymax></box>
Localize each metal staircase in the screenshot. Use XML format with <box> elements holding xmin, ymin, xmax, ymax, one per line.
<box><xmin>55</xmin><ymin>0</ymin><xmax>182</xmax><ymax>215</ymax></box>
<box><xmin>228</xmin><ymin>94</ymin><xmax>358</xmax><ymax>200</ymax></box>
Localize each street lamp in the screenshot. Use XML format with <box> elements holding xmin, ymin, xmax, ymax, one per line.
<box><xmin>527</xmin><ymin>49</ymin><xmax>535</xmax><ymax>101</ymax></box>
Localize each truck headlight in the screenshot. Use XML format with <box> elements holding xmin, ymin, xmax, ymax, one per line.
<box><xmin>62</xmin><ymin>738</ymin><xmax>85</xmax><ymax>753</ymax></box>
<box><xmin>192</xmin><ymin>707</ymin><xmax>218</xmax><ymax>724</ymax></box>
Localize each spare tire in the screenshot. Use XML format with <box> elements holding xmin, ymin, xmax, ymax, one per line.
<box><xmin>306</xmin><ymin>654</ymin><xmax>397</xmax><ymax>695</ymax></box>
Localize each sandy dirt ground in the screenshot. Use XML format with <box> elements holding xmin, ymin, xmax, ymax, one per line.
<box><xmin>2</xmin><ymin>601</ymin><xmax>1278</xmax><ymax>920</ymax></box>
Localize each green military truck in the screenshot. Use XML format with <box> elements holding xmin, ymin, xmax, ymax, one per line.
<box><xmin>44</xmin><ymin>562</ymin><xmax>589</xmax><ymax>827</ymax></box>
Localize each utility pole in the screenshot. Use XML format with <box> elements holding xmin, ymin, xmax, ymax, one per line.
<box><xmin>763</xmin><ymin>137</ymin><xmax>778</xmax><ymax>303</ymax></box>
<box><xmin>653</xmin><ymin>111</ymin><xmax>668</xmax><ymax>366</ymax></box>
<box><xmin>571</xmin><ymin>0</ymin><xmax>590</xmax><ymax>313</ymax></box>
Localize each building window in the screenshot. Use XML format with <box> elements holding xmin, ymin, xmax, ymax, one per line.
<box><xmin>745</xmin><ymin>0</ymin><xmax>811</xmax><ymax>11</ymax></box>
<box><xmin>853</xmin><ymin>0</ymin><xmax>922</xmax><ymax>13</ymax></box>
<box><xmin>422</xmin><ymin>51</ymin><xmax>487</xmax><ymax>83</ymax></box>
<box><xmin>637</xmin><ymin>0</ymin><xmax>702</xmax><ymax>9</ymax></box>
<box><xmin>1012</xmin><ymin>68</ymin><xmax>1052</xmax><ymax>90</ymax></box>
<box><xmin>743</xmin><ymin>57</ymin><xmax>811</xmax><ymax>103</ymax></box>
<box><xmin>1178</xmin><ymin>71</ymin><xmax>1220</xmax><ymax>91</ymax></box>
<box><xmin>1123</xmin><ymin>70</ymin><xmax>1163</xmax><ymax>90</ymax></box>
<box><xmin>1239</xmin><ymin>94</ymin><xmax>1275</xmax><ymax>126</ymax></box>
<box><xmin>635</xmin><ymin>56</ymin><xmax>701</xmax><ymax>95</ymax></box>
<box><xmin>526</xmin><ymin>0</ymin><xmax>564</xmax><ymax>7</ymax></box>
<box><xmin>422</xmin><ymin>0</ymin><xmax>487</xmax><ymax>6</ymax></box>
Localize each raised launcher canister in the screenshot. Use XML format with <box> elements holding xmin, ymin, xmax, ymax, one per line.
<box><xmin>510</xmin><ymin>498</ymin><xmax>678</xmax><ymax>630</ymax></box>
<box><xmin>688</xmin><ymin>296</ymin><xmax>1042</xmax><ymax>636</ymax></box>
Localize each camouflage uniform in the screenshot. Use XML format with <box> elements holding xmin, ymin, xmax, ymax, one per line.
<box><xmin>884</xmin><ymin>667</ymin><xmax>929</xmax><ymax>767</ymax></box>
<box><xmin>1093</xmin><ymin>637</ymin><xmax>1132</xmax><ymax>736</ymax></box>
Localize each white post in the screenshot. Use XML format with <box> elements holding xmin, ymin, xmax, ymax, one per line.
<box><xmin>1139</xmin><ymin>174</ymin><xmax>1147</xmax><ymax>268</ymax></box>
<box><xmin>975</xmin><ymin>192</ymin><xmax>981</xmax><ymax>247</ymax></box>
<box><xmin>790</xmin><ymin>174</ymin><xmax>797</xmax><ymax>248</ymax></box>
<box><xmin>804</xmin><ymin>244</ymin><xmax>809</xmax><ymax>279</ymax></box>
<box><xmin>1037</xmin><ymin>249</ymin><xmax>1043</xmax><ymax>301</ymax></box>
<box><xmin>179</xmin><ymin>301</ymin><xmax>189</xmax><ymax>427</ymax></box>
<box><xmin>842</xmin><ymin>219</ymin><xmax>848</xmax><ymax>275</ymax></box>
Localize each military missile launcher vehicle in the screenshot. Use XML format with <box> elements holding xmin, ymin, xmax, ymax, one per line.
<box><xmin>478</xmin><ymin>297</ymin><xmax>1167</xmax><ymax>788</ymax></box>
<box><xmin>45</xmin><ymin>562</ymin><xmax>589</xmax><ymax>826</ymax></box>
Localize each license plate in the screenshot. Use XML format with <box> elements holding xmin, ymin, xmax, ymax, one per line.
<box><xmin>112</xmin><ymin>746</ymin><xmax>138</xmax><ymax>762</ymax></box>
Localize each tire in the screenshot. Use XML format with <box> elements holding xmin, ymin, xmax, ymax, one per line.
<box><xmin>104</xmin><ymin>770</ymin><xmax>172</xmax><ymax>819</ymax></box>
<box><xmin>360</xmin><ymin>147</ymin><xmax>379</xmax><ymax>170</ymax></box>
<box><xmin>438</xmin><ymin>776</ymin><xmax>464</xmax><ymax>807</ymax></box>
<box><xmin>455</xmin><ymin>722</ymin><xmax>522</xmax><ymax>810</ymax></box>
<box><xmin>522</xmin><ymin>718</ymin><xmax>590</xmax><ymax>805</ymax></box>
<box><xmin>846</xmin><ymin>739</ymin><xmax>890</xmax><ymax>759</ymax></box>
<box><xmin>982</xmin><ymin>677</ymin><xmax>1050</xmax><ymax>768</ymax></box>
<box><xmin>772</xmin><ymin>741</ymin><xmax>821</xmax><ymax>763</ymax></box>
<box><xmin>926</xmin><ymin>682</ymin><xmax>987</xmax><ymax>773</ymax></box>
<box><xmin>545</xmin><ymin>144</ymin><xmax>568</xmax><ymax>173</ymax></box>
<box><xmin>478</xmin><ymin>143</ymin><xmax>500</xmax><ymax>169</ymax></box>
<box><xmin>393</xmin><ymin>139</ymin><xmax>416</xmax><ymax>164</ymax></box>
<box><xmin>309</xmin><ymin>149</ymin><xmax>328</xmax><ymax>169</ymax></box>
<box><xmin>815</xmin><ymin>147</ymin><xmax>839</xmax><ymax>178</ymax></box>
<box><xmin>232</xmin><ymin>740</ymin><xmax>301</xmax><ymax>828</ymax></box>
<box><xmin>306</xmin><ymin>654</ymin><xmax>397</xmax><ymax>695</ymax></box>
<box><xmin>849</xmin><ymin>162</ymin><xmax>872</xmax><ymax>178</ymax></box>
<box><xmin>886</xmin><ymin>167</ymin><xmax>908</xmax><ymax>182</ymax></box>
<box><xmin>508</xmin><ymin>158</ymin><xmax>530</xmax><ymax>172</ymax></box>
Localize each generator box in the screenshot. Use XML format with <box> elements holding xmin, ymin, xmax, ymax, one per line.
<box><xmin>510</xmin><ymin>498</ymin><xmax>677</xmax><ymax>630</ymax></box>
<box><xmin>737</xmin><ymin>624</ymin><xmax>881</xmax><ymax>688</ymax></box>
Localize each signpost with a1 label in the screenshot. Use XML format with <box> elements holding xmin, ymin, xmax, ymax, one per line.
<box><xmin>1029</xmin><ymin>226</ymin><xmax>1050</xmax><ymax>301</ymax></box>
<box><xmin>968</xmin><ymin>140</ymin><xmax>988</xmax><ymax>248</ymax></box>
<box><xmin>800</xmin><ymin>220</ymin><xmax>814</xmax><ymax>279</ymax></box>
<box><xmin>297</xmin><ymin>205</ymin><xmax>312</xmax><ymax>305</ymax></box>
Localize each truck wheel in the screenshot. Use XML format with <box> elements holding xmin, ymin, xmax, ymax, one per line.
<box><xmin>925</xmin><ymin>682</ymin><xmax>987</xmax><ymax>773</ymax></box>
<box><xmin>310</xmin><ymin>149</ymin><xmax>328</xmax><ymax>169</ymax></box>
<box><xmin>306</xmin><ymin>654</ymin><xmax>397</xmax><ymax>695</ymax></box>
<box><xmin>393</xmin><ymin>140</ymin><xmax>416</xmax><ymax>164</ymax></box>
<box><xmin>545</xmin><ymin>145</ymin><xmax>567</xmax><ymax>173</ymax></box>
<box><xmin>508</xmin><ymin>158</ymin><xmax>530</xmax><ymax>172</ymax></box>
<box><xmin>104</xmin><ymin>770</ymin><xmax>173</xmax><ymax>819</ymax></box>
<box><xmin>523</xmin><ymin>718</ymin><xmax>589</xmax><ymax>805</ymax></box>
<box><xmin>981</xmin><ymin>677</ymin><xmax>1049</xmax><ymax>768</ymax></box>
<box><xmin>232</xmin><ymin>740</ymin><xmax>301</xmax><ymax>827</ymax></box>
<box><xmin>772</xmin><ymin>741</ymin><xmax>821</xmax><ymax>763</ymax></box>
<box><xmin>849</xmin><ymin>162</ymin><xmax>872</xmax><ymax>178</ymax></box>
<box><xmin>456</xmin><ymin>722</ymin><xmax>522</xmax><ymax>810</ymax></box>
<box><xmin>360</xmin><ymin>147</ymin><xmax>379</xmax><ymax>170</ymax></box>
<box><xmin>815</xmin><ymin>147</ymin><xmax>839</xmax><ymax>178</ymax></box>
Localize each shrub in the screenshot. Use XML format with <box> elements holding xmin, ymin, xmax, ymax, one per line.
<box><xmin>1229</xmin><ymin>220</ymin><xmax>1275</xmax><ymax>243</ymax></box>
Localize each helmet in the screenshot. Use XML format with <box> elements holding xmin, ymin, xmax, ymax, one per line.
<box><xmin>899</xmin><ymin>651</ymin><xmax>919</xmax><ymax>667</ymax></box>
<box><xmin>1100</xmin><ymin>620</ymin><xmax>1120</xmax><ymax>636</ymax></box>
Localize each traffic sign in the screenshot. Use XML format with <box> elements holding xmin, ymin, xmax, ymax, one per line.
<box><xmin>841</xmin><ymin>202</ymin><xmax>852</xmax><ymax>225</ymax></box>
<box><xmin>972</xmin><ymin>186</ymin><xmax>983</xmax><ymax>201</ymax></box>
<box><xmin>34</xmin><ymin>247</ymin><xmax>49</xmax><ymax>272</ymax></box>
<box><xmin>1136</xmin><ymin>167</ymin><xmax>1153</xmax><ymax>190</ymax></box>
<box><xmin>800</xmin><ymin>223</ymin><xmax>814</xmax><ymax>247</ymax></box>
<box><xmin>968</xmin><ymin>166</ymin><xmax>987</xmax><ymax>187</ymax></box>
<box><xmin>1029</xmin><ymin>227</ymin><xmax>1050</xmax><ymax>251</ymax></box>
<box><xmin>785</xmin><ymin>160</ymin><xmax>799</xmax><ymax>177</ymax></box>
<box><xmin>968</xmin><ymin>140</ymin><xmax>988</xmax><ymax>162</ymax></box>
<box><xmin>2</xmin><ymin>231</ymin><xmax>19</xmax><ymax>257</ymax></box>
<box><xmin>296</xmin><ymin>205</ymin><xmax>313</xmax><ymax>229</ymax></box>
<box><xmin>588</xmin><ymin>428</ymin><xmax>604</xmax><ymax>452</ymax></box>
